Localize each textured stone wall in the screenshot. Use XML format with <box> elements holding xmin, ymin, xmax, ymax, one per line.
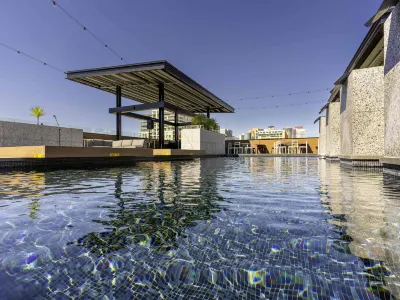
<box><xmin>340</xmin><ymin>83</ymin><xmax>353</xmax><ymax>156</ymax></box>
<box><xmin>341</xmin><ymin>67</ymin><xmax>384</xmax><ymax>156</ymax></box>
<box><xmin>384</xmin><ymin>4</ymin><xmax>400</xmax><ymax>158</ymax></box>
<box><xmin>318</xmin><ymin>117</ymin><xmax>327</xmax><ymax>156</ymax></box>
<box><xmin>0</xmin><ymin>121</ymin><xmax>83</xmax><ymax>147</ymax></box>
<box><xmin>326</xmin><ymin>102</ymin><xmax>341</xmax><ymax>157</ymax></box>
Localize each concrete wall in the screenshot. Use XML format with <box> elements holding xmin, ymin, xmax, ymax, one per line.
<box><xmin>0</xmin><ymin>121</ymin><xmax>83</xmax><ymax>147</ymax></box>
<box><xmin>340</xmin><ymin>67</ymin><xmax>385</xmax><ymax>157</ymax></box>
<box><xmin>181</xmin><ymin>128</ymin><xmax>225</xmax><ymax>155</ymax></box>
<box><xmin>318</xmin><ymin>117</ymin><xmax>327</xmax><ymax>156</ymax></box>
<box><xmin>384</xmin><ymin>4</ymin><xmax>400</xmax><ymax>158</ymax></box>
<box><xmin>326</xmin><ymin>102</ymin><xmax>341</xmax><ymax>157</ymax></box>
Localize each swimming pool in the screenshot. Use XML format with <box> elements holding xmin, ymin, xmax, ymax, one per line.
<box><xmin>0</xmin><ymin>157</ymin><xmax>399</xmax><ymax>299</ymax></box>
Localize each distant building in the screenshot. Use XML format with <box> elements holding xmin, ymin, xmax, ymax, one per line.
<box><xmin>139</xmin><ymin>110</ymin><xmax>192</xmax><ymax>141</ymax></box>
<box><xmin>248</xmin><ymin>128</ymin><xmax>261</xmax><ymax>139</ymax></box>
<box><xmin>243</xmin><ymin>133</ymin><xmax>251</xmax><ymax>140</ymax></box>
<box><xmin>257</xmin><ymin>126</ymin><xmax>287</xmax><ymax>139</ymax></box>
<box><xmin>294</xmin><ymin>126</ymin><xmax>306</xmax><ymax>138</ymax></box>
<box><xmin>283</xmin><ymin>128</ymin><xmax>294</xmax><ymax>138</ymax></box>
<box><xmin>220</xmin><ymin>129</ymin><xmax>233</xmax><ymax>137</ymax></box>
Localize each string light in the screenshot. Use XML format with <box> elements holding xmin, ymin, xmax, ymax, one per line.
<box><xmin>50</xmin><ymin>1</ymin><xmax>128</xmax><ymax>63</ymax></box>
<box><xmin>0</xmin><ymin>45</ymin><xmax>331</xmax><ymax>107</ymax></box>
<box><xmin>235</xmin><ymin>88</ymin><xmax>330</xmax><ymax>101</ymax></box>
<box><xmin>235</xmin><ymin>100</ymin><xmax>326</xmax><ymax>111</ymax></box>
<box><xmin>0</xmin><ymin>42</ymin><xmax>65</xmax><ymax>74</ymax></box>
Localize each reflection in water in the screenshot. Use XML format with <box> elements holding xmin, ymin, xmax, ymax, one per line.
<box><xmin>76</xmin><ymin>161</ymin><xmax>224</xmax><ymax>254</ymax></box>
<box><xmin>320</xmin><ymin>160</ymin><xmax>400</xmax><ymax>298</ymax></box>
<box><xmin>0</xmin><ymin>158</ymin><xmax>399</xmax><ymax>299</ymax></box>
<box><xmin>0</xmin><ymin>172</ymin><xmax>45</xmax><ymax>219</ymax></box>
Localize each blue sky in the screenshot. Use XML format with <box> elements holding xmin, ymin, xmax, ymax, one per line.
<box><xmin>0</xmin><ymin>0</ymin><xmax>379</xmax><ymax>137</ymax></box>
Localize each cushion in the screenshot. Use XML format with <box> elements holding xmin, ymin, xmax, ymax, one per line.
<box><xmin>131</xmin><ymin>139</ymin><xmax>145</xmax><ymax>147</ymax></box>
<box><xmin>112</xmin><ymin>140</ymin><xmax>123</xmax><ymax>147</ymax></box>
<box><xmin>122</xmin><ymin>140</ymin><xmax>133</xmax><ymax>147</ymax></box>
<box><xmin>92</xmin><ymin>139</ymin><xmax>104</xmax><ymax>146</ymax></box>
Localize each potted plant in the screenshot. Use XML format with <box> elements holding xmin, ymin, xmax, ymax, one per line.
<box><xmin>191</xmin><ymin>114</ymin><xmax>219</xmax><ymax>131</ymax></box>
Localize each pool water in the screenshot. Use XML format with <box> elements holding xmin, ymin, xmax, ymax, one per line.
<box><xmin>0</xmin><ymin>157</ymin><xmax>399</xmax><ymax>299</ymax></box>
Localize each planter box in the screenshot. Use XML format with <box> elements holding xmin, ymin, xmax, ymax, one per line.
<box><xmin>181</xmin><ymin>128</ymin><xmax>225</xmax><ymax>155</ymax></box>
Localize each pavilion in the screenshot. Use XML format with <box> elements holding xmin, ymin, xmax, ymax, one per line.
<box><xmin>66</xmin><ymin>60</ymin><xmax>235</xmax><ymax>148</ymax></box>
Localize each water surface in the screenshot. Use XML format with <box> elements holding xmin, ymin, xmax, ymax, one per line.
<box><xmin>0</xmin><ymin>158</ymin><xmax>399</xmax><ymax>299</ymax></box>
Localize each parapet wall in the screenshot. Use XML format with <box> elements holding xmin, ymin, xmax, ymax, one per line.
<box><xmin>0</xmin><ymin>121</ymin><xmax>83</xmax><ymax>147</ymax></box>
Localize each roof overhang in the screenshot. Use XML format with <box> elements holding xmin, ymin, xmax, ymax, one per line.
<box><xmin>66</xmin><ymin>60</ymin><xmax>234</xmax><ymax>114</ymax></box>
<box><xmin>313</xmin><ymin>116</ymin><xmax>326</xmax><ymax>124</ymax></box>
<box><xmin>334</xmin><ymin>11</ymin><xmax>390</xmax><ymax>86</ymax></box>
<box><xmin>328</xmin><ymin>85</ymin><xmax>341</xmax><ymax>103</ymax></box>
<box><xmin>319</xmin><ymin>103</ymin><xmax>329</xmax><ymax>114</ymax></box>
<box><xmin>365</xmin><ymin>0</ymin><xmax>398</xmax><ymax>27</ymax></box>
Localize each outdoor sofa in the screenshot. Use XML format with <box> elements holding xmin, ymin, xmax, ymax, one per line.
<box><xmin>112</xmin><ymin>139</ymin><xmax>148</xmax><ymax>148</ymax></box>
<box><xmin>84</xmin><ymin>139</ymin><xmax>147</xmax><ymax>148</ymax></box>
<box><xmin>83</xmin><ymin>139</ymin><xmax>113</xmax><ymax>147</ymax></box>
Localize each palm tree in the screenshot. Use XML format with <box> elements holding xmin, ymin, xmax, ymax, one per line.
<box><xmin>30</xmin><ymin>106</ymin><xmax>45</xmax><ymax>125</ymax></box>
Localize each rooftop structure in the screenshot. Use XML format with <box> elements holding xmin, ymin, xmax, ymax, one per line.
<box><xmin>66</xmin><ymin>60</ymin><xmax>235</xmax><ymax>148</ymax></box>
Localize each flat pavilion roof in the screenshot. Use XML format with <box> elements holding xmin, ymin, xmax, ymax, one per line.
<box><xmin>66</xmin><ymin>60</ymin><xmax>234</xmax><ymax>114</ymax></box>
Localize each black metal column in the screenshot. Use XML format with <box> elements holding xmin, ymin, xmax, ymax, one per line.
<box><xmin>116</xmin><ymin>86</ymin><xmax>122</xmax><ymax>140</ymax></box>
<box><xmin>158</xmin><ymin>83</ymin><xmax>165</xmax><ymax>149</ymax></box>
<box><xmin>174</xmin><ymin>110</ymin><xmax>179</xmax><ymax>144</ymax></box>
<box><xmin>206</xmin><ymin>106</ymin><xmax>210</xmax><ymax>118</ymax></box>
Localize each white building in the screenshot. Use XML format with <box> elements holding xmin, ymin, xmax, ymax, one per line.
<box><xmin>257</xmin><ymin>126</ymin><xmax>287</xmax><ymax>139</ymax></box>
<box><xmin>219</xmin><ymin>129</ymin><xmax>233</xmax><ymax>137</ymax></box>
<box><xmin>139</xmin><ymin>110</ymin><xmax>193</xmax><ymax>141</ymax></box>
<box><xmin>294</xmin><ymin>126</ymin><xmax>306</xmax><ymax>138</ymax></box>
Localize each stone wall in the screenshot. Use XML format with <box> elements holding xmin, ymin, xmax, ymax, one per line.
<box><xmin>384</xmin><ymin>4</ymin><xmax>400</xmax><ymax>158</ymax></box>
<box><xmin>340</xmin><ymin>83</ymin><xmax>353</xmax><ymax>156</ymax></box>
<box><xmin>318</xmin><ymin>117</ymin><xmax>327</xmax><ymax>156</ymax></box>
<box><xmin>181</xmin><ymin>128</ymin><xmax>225</xmax><ymax>155</ymax></box>
<box><xmin>326</xmin><ymin>102</ymin><xmax>341</xmax><ymax>157</ymax></box>
<box><xmin>0</xmin><ymin>121</ymin><xmax>83</xmax><ymax>147</ymax></box>
<box><xmin>340</xmin><ymin>67</ymin><xmax>384</xmax><ymax>156</ymax></box>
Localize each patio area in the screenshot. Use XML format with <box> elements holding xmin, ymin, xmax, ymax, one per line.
<box><xmin>225</xmin><ymin>137</ymin><xmax>318</xmax><ymax>155</ymax></box>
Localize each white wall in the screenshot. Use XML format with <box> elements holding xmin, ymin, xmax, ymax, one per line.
<box><xmin>181</xmin><ymin>128</ymin><xmax>225</xmax><ymax>155</ymax></box>
<box><xmin>0</xmin><ymin>121</ymin><xmax>83</xmax><ymax>147</ymax></box>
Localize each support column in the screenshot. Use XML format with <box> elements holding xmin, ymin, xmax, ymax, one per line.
<box><xmin>174</xmin><ymin>110</ymin><xmax>179</xmax><ymax>144</ymax></box>
<box><xmin>206</xmin><ymin>106</ymin><xmax>210</xmax><ymax>118</ymax></box>
<box><xmin>326</xmin><ymin>102</ymin><xmax>341</xmax><ymax>159</ymax></box>
<box><xmin>318</xmin><ymin>116</ymin><xmax>327</xmax><ymax>157</ymax></box>
<box><xmin>158</xmin><ymin>83</ymin><xmax>165</xmax><ymax>149</ymax></box>
<box><xmin>116</xmin><ymin>86</ymin><xmax>122</xmax><ymax>140</ymax></box>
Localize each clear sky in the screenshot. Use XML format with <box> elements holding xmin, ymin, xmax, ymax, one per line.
<box><xmin>0</xmin><ymin>0</ymin><xmax>380</xmax><ymax>137</ymax></box>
